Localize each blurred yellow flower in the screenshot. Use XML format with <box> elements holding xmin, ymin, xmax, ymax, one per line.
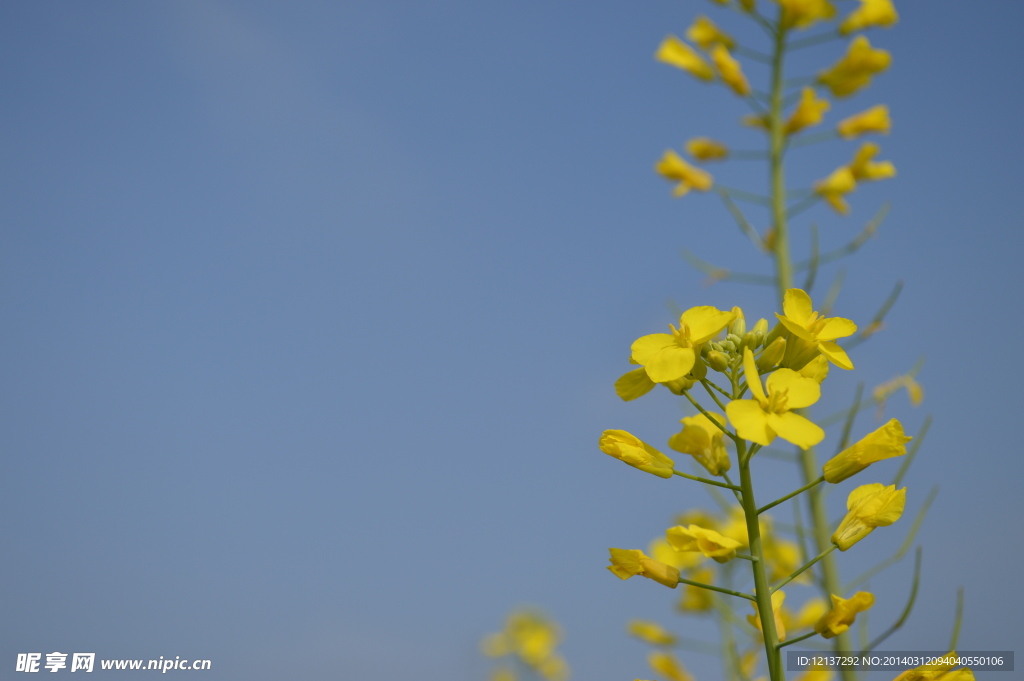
<box><xmin>814</xmin><ymin>591</ymin><xmax>875</xmax><ymax>638</ymax></box>
<box><xmin>656</xmin><ymin>150</ymin><xmax>714</xmax><ymax>197</ymax></box>
<box><xmin>627</xmin><ymin>620</ymin><xmax>677</xmax><ymax>646</ymax></box>
<box><xmin>824</xmin><ymin>418</ymin><xmax>912</xmax><ymax>483</ymax></box>
<box><xmin>848</xmin><ymin>142</ymin><xmax>896</xmax><ymax>181</ymax></box>
<box><xmin>686</xmin><ymin>137</ymin><xmax>729</xmax><ymax>161</ymax></box>
<box><xmin>649</xmin><ymin>652</ymin><xmax>694</xmax><ymax>681</ymax></box>
<box><xmin>599</xmin><ymin>430</ymin><xmax>675</xmax><ymax>479</ymax></box>
<box><xmin>668</xmin><ymin>412</ymin><xmax>731</xmax><ymax>475</ymax></box>
<box><xmin>832</xmin><ymin>483</ymin><xmax>906</xmax><ymax>550</ymax></box>
<box><xmin>747</xmin><ymin>590</ymin><xmax>787</xmax><ymax>641</ymax></box>
<box><xmin>687</xmin><ymin>16</ymin><xmax>735</xmax><ymax>50</ymax></box>
<box><xmin>814</xmin><ymin>166</ymin><xmax>857</xmax><ymax>215</ymax></box>
<box><xmin>666</xmin><ymin>524</ymin><xmax>742</xmax><ymax>563</ymax></box>
<box><xmin>837</xmin><ymin>104</ymin><xmax>891</xmax><ymax>138</ymax></box>
<box><xmin>873</xmin><ymin>374</ymin><xmax>924</xmax><ymax>409</ymax></box>
<box><xmin>726</xmin><ymin>347</ymin><xmax>824</xmax><ymax>448</ymax></box>
<box><xmin>892</xmin><ymin>651</ymin><xmax>971</xmax><ymax>681</ymax></box>
<box><xmin>711</xmin><ymin>45</ymin><xmax>750</xmax><ymax>96</ymax></box>
<box><xmin>776</xmin><ymin>0</ymin><xmax>836</xmax><ymax>29</ymax></box>
<box><xmin>656</xmin><ymin>36</ymin><xmax>715</xmax><ymax>81</ymax></box>
<box><xmin>631</xmin><ymin>306</ymin><xmax>734</xmax><ymax>382</ymax></box>
<box><xmin>819</xmin><ymin>36</ymin><xmax>891</xmax><ymax>97</ymax></box>
<box><xmin>608</xmin><ymin>548</ymin><xmax>681</xmax><ymax>588</ymax></box>
<box><xmin>840</xmin><ymin>0</ymin><xmax>899</xmax><ymax>34</ymax></box>
<box><xmin>798</xmin><ymin>355</ymin><xmax>830</xmax><ymax>383</ymax></box>
<box><xmin>786</xmin><ymin>88</ymin><xmax>831</xmax><ymax>135</ymax></box>
<box><xmin>649</xmin><ymin>536</ymin><xmax>703</xmax><ymax>571</ymax></box>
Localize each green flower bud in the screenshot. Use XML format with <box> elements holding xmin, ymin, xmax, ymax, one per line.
<box><xmin>706</xmin><ymin>350</ymin><xmax>730</xmax><ymax>372</ymax></box>
<box><xmin>756</xmin><ymin>337</ymin><xmax>787</xmax><ymax>371</ymax></box>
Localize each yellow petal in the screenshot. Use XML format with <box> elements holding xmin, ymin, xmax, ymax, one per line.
<box><xmin>782</xmin><ymin>288</ymin><xmax>815</xmax><ymax>325</ymax></box>
<box><xmin>742</xmin><ymin>347</ymin><xmax>767</xmax><ymax>402</ymax></box>
<box><xmin>645</xmin><ymin>346</ymin><xmax>696</xmax><ymax>383</ymax></box>
<box><xmin>681</xmin><ymin>305</ymin><xmax>736</xmax><ymax>344</ymax></box>
<box><xmin>615</xmin><ymin>367</ymin><xmax>657</xmax><ymax>401</ymax></box>
<box><xmin>727</xmin><ymin>399</ymin><xmax>774</xmax><ymax>446</ymax></box>
<box><xmin>768</xmin><ymin>411</ymin><xmax>825</xmax><ymax>449</ymax></box>
<box><xmin>819</xmin><ymin>340</ymin><xmax>854</xmax><ymax>370</ymax></box>
<box><xmin>766</xmin><ymin>369</ymin><xmax>821</xmax><ymax>409</ymax></box>
<box><xmin>631</xmin><ymin>333</ymin><xmax>675</xmax><ymax>365</ymax></box>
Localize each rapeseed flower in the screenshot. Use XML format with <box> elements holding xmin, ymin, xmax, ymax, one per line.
<box><xmin>687</xmin><ymin>16</ymin><xmax>734</xmax><ymax>50</ymax></box>
<box><xmin>747</xmin><ymin>590</ymin><xmax>787</xmax><ymax>641</ymax></box>
<box><xmin>832</xmin><ymin>483</ymin><xmax>906</xmax><ymax>550</ymax></box>
<box><xmin>668</xmin><ymin>412</ymin><xmax>731</xmax><ymax>475</ymax></box>
<box><xmin>776</xmin><ymin>0</ymin><xmax>836</xmax><ymax>29</ymax></box>
<box><xmin>677</xmin><ymin>566</ymin><xmax>715</xmax><ymax>612</ymax></box>
<box><xmin>627</xmin><ymin>620</ymin><xmax>676</xmax><ymax>646</ymax></box>
<box><xmin>631</xmin><ymin>306</ymin><xmax>735</xmax><ymax>382</ymax></box>
<box><xmin>666</xmin><ymin>524</ymin><xmax>742</xmax><ymax>563</ymax></box>
<box><xmin>814</xmin><ymin>166</ymin><xmax>857</xmax><ymax>215</ymax></box>
<box><xmin>824</xmin><ymin>418</ymin><xmax>911</xmax><ymax>483</ymax></box>
<box><xmin>837</xmin><ymin>104</ymin><xmax>891</xmax><ymax>138</ymax></box>
<box><xmin>776</xmin><ymin>288</ymin><xmax>857</xmax><ymax>370</ymax></box>
<box><xmin>840</xmin><ymin>0</ymin><xmax>898</xmax><ymax>34</ymax></box>
<box><xmin>599</xmin><ymin>430</ymin><xmax>675</xmax><ymax>479</ymax></box>
<box><xmin>819</xmin><ymin>36</ymin><xmax>891</xmax><ymax>97</ymax></box>
<box><xmin>649</xmin><ymin>652</ymin><xmax>694</xmax><ymax>681</ymax></box>
<box><xmin>608</xmin><ymin>548</ymin><xmax>681</xmax><ymax>588</ymax></box>
<box><xmin>656</xmin><ymin>150</ymin><xmax>714</xmax><ymax>197</ymax></box>
<box><xmin>848</xmin><ymin>142</ymin><xmax>896</xmax><ymax>181</ymax></box>
<box><xmin>686</xmin><ymin>137</ymin><xmax>729</xmax><ymax>161</ymax></box>
<box><xmin>711</xmin><ymin>45</ymin><xmax>750</xmax><ymax>96</ymax></box>
<box><xmin>814</xmin><ymin>591</ymin><xmax>875</xmax><ymax>638</ymax></box>
<box><xmin>656</xmin><ymin>36</ymin><xmax>715</xmax><ymax>81</ymax></box>
<box><xmin>726</xmin><ymin>348</ymin><xmax>824</xmax><ymax>448</ymax></box>
<box><xmin>786</xmin><ymin>88</ymin><xmax>831</xmax><ymax>135</ymax></box>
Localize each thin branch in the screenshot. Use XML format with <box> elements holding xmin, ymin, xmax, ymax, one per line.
<box><xmin>681</xmin><ymin>249</ymin><xmax>775</xmax><ymax>287</ymax></box>
<box><xmin>892</xmin><ymin>415</ymin><xmax>931</xmax><ymax>487</ymax></box>
<box><xmin>794</xmin><ymin>203</ymin><xmax>889</xmax><ymax>272</ymax></box>
<box><xmin>673</xmin><ymin>469</ymin><xmax>743</xmax><ymax>491</ymax></box>
<box><xmin>803</xmin><ymin>223</ymin><xmax>819</xmax><ymax>291</ymax></box>
<box><xmin>861</xmin><ymin>548</ymin><xmax>923</xmax><ymax>653</ymax></box>
<box><xmin>821</xmin><ymin>268</ymin><xmax>845</xmax><ymax>314</ymax></box>
<box><xmin>845</xmin><ymin>279</ymin><xmax>904</xmax><ymax>350</ymax></box>
<box><xmin>678</xmin><ymin>575</ymin><xmax>757</xmax><ymax>602</ymax></box>
<box><xmin>788</xmin><ymin>30</ymin><xmax>843</xmax><ymax>50</ymax></box>
<box><xmin>758</xmin><ymin>476</ymin><xmax>825</xmax><ymax>515</ymax></box>
<box><xmin>949</xmin><ymin>587</ymin><xmax>965</xmax><ymax>651</ymax></box>
<box><xmin>835</xmin><ymin>383</ymin><xmax>865</xmax><ymax>453</ymax></box>
<box><xmin>716</xmin><ymin>187</ymin><xmax>766</xmax><ymax>250</ymax></box>
<box><xmin>771</xmin><ymin>544</ymin><xmax>837</xmax><ymax>593</ymax></box>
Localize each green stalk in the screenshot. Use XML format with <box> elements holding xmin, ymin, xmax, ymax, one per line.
<box><xmin>766</xmin><ymin>10</ymin><xmax>857</xmax><ymax>681</ymax></box>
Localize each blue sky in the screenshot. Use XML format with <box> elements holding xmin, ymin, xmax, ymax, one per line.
<box><xmin>1</xmin><ymin>2</ymin><xmax>1022</xmax><ymax>680</ymax></box>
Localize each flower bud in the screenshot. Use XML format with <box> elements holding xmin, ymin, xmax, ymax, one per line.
<box><xmin>751</xmin><ymin>318</ymin><xmax>769</xmax><ymax>345</ymax></box>
<box><xmin>706</xmin><ymin>350</ymin><xmax>730</xmax><ymax>372</ymax></box>
<box><xmin>599</xmin><ymin>430</ymin><xmax>675</xmax><ymax>478</ymax></box>
<box><xmin>728</xmin><ymin>307</ymin><xmax>746</xmax><ymax>337</ymax></box>
<box><xmin>756</xmin><ymin>337</ymin><xmax>786</xmax><ymax>371</ymax></box>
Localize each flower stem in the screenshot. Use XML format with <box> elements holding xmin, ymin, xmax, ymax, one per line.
<box><xmin>758</xmin><ymin>475</ymin><xmax>825</xmax><ymax>514</ymax></box>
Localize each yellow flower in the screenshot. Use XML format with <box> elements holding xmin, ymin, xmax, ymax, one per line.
<box><xmin>764</xmin><ymin>536</ymin><xmax>808</xmax><ymax>583</ymax></box>
<box><xmin>892</xmin><ymin>652</ymin><xmax>970</xmax><ymax>681</ymax></box>
<box><xmin>608</xmin><ymin>548</ymin><xmax>681</xmax><ymax>588</ymax></box>
<box><xmin>538</xmin><ymin>656</ymin><xmax>569</xmax><ymax>681</ymax></box>
<box><xmin>798</xmin><ymin>355</ymin><xmax>830</xmax><ymax>383</ymax></box>
<box><xmin>795</xmin><ymin>665</ymin><xmax>835</xmax><ymax>681</ymax></box>
<box><xmin>599</xmin><ymin>430</ymin><xmax>675</xmax><ymax>479</ymax></box>
<box><xmin>627</xmin><ymin>620</ymin><xmax>677</xmax><ymax>646</ymax></box>
<box><xmin>668</xmin><ymin>412</ymin><xmax>731</xmax><ymax>475</ymax></box>
<box><xmin>789</xmin><ymin>597</ymin><xmax>829</xmax><ymax>631</ymax></box>
<box><xmin>614</xmin><ymin>367</ymin><xmax>657</xmax><ymax>401</ymax></box>
<box><xmin>824</xmin><ymin>418</ymin><xmax>912</xmax><ymax>483</ymax></box>
<box><xmin>848</xmin><ymin>142</ymin><xmax>896</xmax><ymax>181</ymax></box>
<box><xmin>873</xmin><ymin>374</ymin><xmax>924</xmax><ymax>408</ymax></box>
<box><xmin>776</xmin><ymin>0</ymin><xmax>837</xmax><ymax>29</ymax></box>
<box><xmin>711</xmin><ymin>45</ymin><xmax>750</xmax><ymax>96</ymax></box>
<box><xmin>655</xmin><ymin>36</ymin><xmax>715</xmax><ymax>81</ymax></box>
<box><xmin>819</xmin><ymin>36</ymin><xmax>892</xmax><ymax>97</ymax></box>
<box><xmin>814</xmin><ymin>591</ymin><xmax>875</xmax><ymax>638</ymax></box>
<box><xmin>686</xmin><ymin>137</ymin><xmax>729</xmax><ymax>161</ymax></box>
<box><xmin>785</xmin><ymin>88</ymin><xmax>831</xmax><ymax>135</ymax></box>
<box><xmin>776</xmin><ymin>288</ymin><xmax>858</xmax><ymax>370</ymax></box>
<box><xmin>840</xmin><ymin>0</ymin><xmax>899</xmax><ymax>34</ymax></box>
<box><xmin>656</xmin><ymin>150</ymin><xmax>714</xmax><ymax>197</ymax></box>
<box><xmin>649</xmin><ymin>652</ymin><xmax>694</xmax><ymax>681</ymax></box>
<box><xmin>677</xmin><ymin>567</ymin><xmax>715</xmax><ymax>612</ymax></box>
<box><xmin>483</xmin><ymin>609</ymin><xmax>565</xmax><ymax>676</ymax></box>
<box><xmin>490</xmin><ymin>666</ymin><xmax>517</xmax><ymax>681</ymax></box>
<box><xmin>837</xmin><ymin>104</ymin><xmax>891</xmax><ymax>138</ymax></box>
<box><xmin>814</xmin><ymin>166</ymin><xmax>857</xmax><ymax>215</ymax></box>
<box><xmin>739</xmin><ymin>0</ymin><xmax>756</xmax><ymax>11</ymax></box>
<box><xmin>631</xmin><ymin>306</ymin><xmax>734</xmax><ymax>382</ymax></box>
<box><xmin>725</xmin><ymin>348</ymin><xmax>824</xmax><ymax>448</ymax></box>
<box><xmin>747</xmin><ymin>590</ymin><xmax>787</xmax><ymax>641</ymax></box>
<box><xmin>666</xmin><ymin>524</ymin><xmax>742</xmax><ymax>563</ymax></box>
<box><xmin>832</xmin><ymin>483</ymin><xmax>906</xmax><ymax>550</ymax></box>
<box><xmin>649</xmin><ymin>536</ymin><xmax>703</xmax><ymax>570</ymax></box>
<box><xmin>687</xmin><ymin>16</ymin><xmax>735</xmax><ymax>50</ymax></box>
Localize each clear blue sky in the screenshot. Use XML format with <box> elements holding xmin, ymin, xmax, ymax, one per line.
<box><xmin>1</xmin><ymin>2</ymin><xmax>1021</xmax><ymax>679</ymax></box>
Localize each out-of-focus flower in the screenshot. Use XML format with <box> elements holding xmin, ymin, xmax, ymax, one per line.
<box><xmin>627</xmin><ymin>620</ymin><xmax>677</xmax><ymax>646</ymax></box>
<box><xmin>656</xmin><ymin>150</ymin><xmax>714</xmax><ymax>197</ymax></box>
<box><xmin>776</xmin><ymin>0</ymin><xmax>837</xmax><ymax>29</ymax></box>
<box><xmin>818</xmin><ymin>36</ymin><xmax>891</xmax><ymax>97</ymax></box>
<box><xmin>814</xmin><ymin>591</ymin><xmax>875</xmax><ymax>638</ymax></box>
<box><xmin>686</xmin><ymin>137</ymin><xmax>729</xmax><ymax>161</ymax></box>
<box><xmin>687</xmin><ymin>16</ymin><xmax>735</xmax><ymax>50</ymax></box>
<box><xmin>814</xmin><ymin>166</ymin><xmax>857</xmax><ymax>215</ymax></box>
<box><xmin>666</xmin><ymin>524</ymin><xmax>742</xmax><ymax>563</ymax></box>
<box><xmin>711</xmin><ymin>45</ymin><xmax>750</xmax><ymax>96</ymax></box>
<box><xmin>837</xmin><ymin>105</ymin><xmax>891</xmax><ymax>138</ymax></box>
<box><xmin>656</xmin><ymin>36</ymin><xmax>715</xmax><ymax>81</ymax></box>
<box><xmin>848</xmin><ymin>142</ymin><xmax>895</xmax><ymax>181</ymax></box>
<box><xmin>649</xmin><ymin>652</ymin><xmax>694</xmax><ymax>681</ymax></box>
<box><xmin>840</xmin><ymin>0</ymin><xmax>899</xmax><ymax>34</ymax></box>
<box><xmin>608</xmin><ymin>548</ymin><xmax>681</xmax><ymax>588</ymax></box>
<box><xmin>747</xmin><ymin>590</ymin><xmax>787</xmax><ymax>641</ymax></box>
<box><xmin>786</xmin><ymin>88</ymin><xmax>831</xmax><ymax>135</ymax></box>
<box><xmin>677</xmin><ymin>566</ymin><xmax>715</xmax><ymax>612</ymax></box>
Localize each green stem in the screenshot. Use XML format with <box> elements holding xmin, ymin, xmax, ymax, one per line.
<box><xmin>738</xmin><ymin>438</ymin><xmax>784</xmax><ymax>680</ymax></box>
<box><xmin>672</xmin><ymin>469</ymin><xmax>743</xmax><ymax>491</ymax></box>
<box><xmin>678</xmin><ymin>575</ymin><xmax>756</xmax><ymax>602</ymax></box>
<box><xmin>758</xmin><ymin>475</ymin><xmax>825</xmax><ymax>514</ymax></box>
<box><xmin>778</xmin><ymin>630</ymin><xmax>819</xmax><ymax>648</ymax></box>
<box><xmin>772</xmin><ymin>544</ymin><xmax>836</xmax><ymax>593</ymax></box>
<box><xmin>769</xmin><ymin>16</ymin><xmax>791</xmax><ymax>304</ymax></box>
